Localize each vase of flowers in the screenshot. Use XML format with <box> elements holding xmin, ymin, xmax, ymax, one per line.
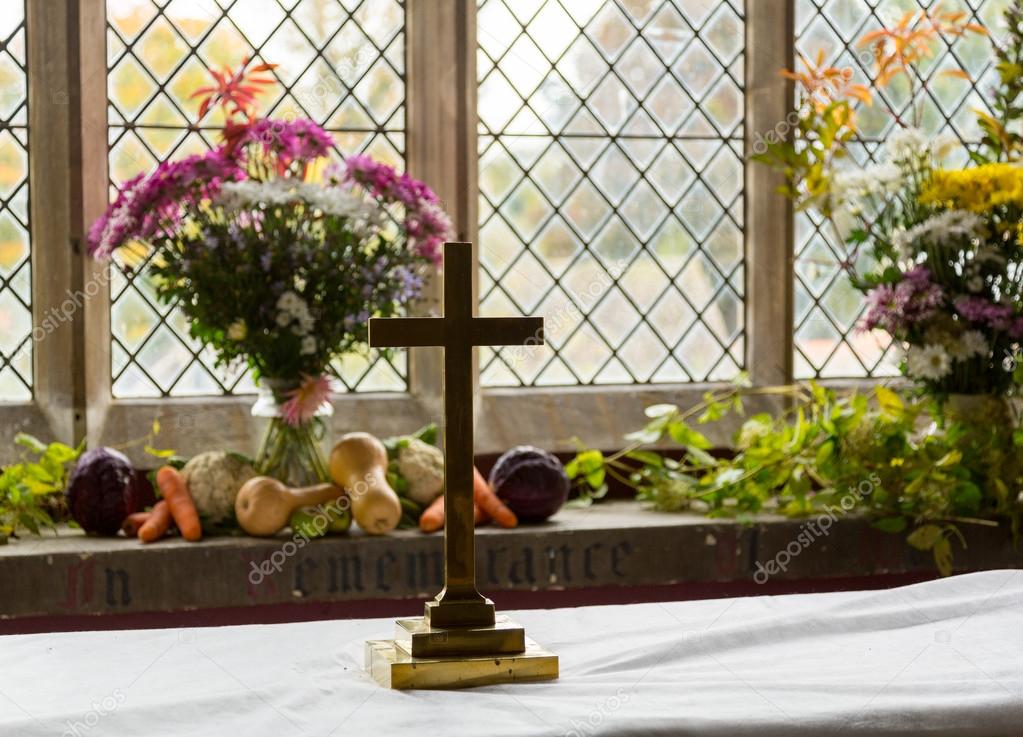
<box><xmin>87</xmin><ymin>59</ymin><xmax>452</xmax><ymax>485</ymax></box>
<box><xmin>753</xmin><ymin>6</ymin><xmax>1023</xmax><ymax>407</ymax></box>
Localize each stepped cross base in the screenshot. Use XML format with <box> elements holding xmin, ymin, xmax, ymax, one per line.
<box><xmin>363</xmin><ymin>597</ymin><xmax>558</xmax><ymax>689</ymax></box>
<box><xmin>365</xmin><ymin>618</ymin><xmax>559</xmax><ymax>689</ymax></box>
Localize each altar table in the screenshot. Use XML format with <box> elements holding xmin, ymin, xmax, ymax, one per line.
<box><xmin>2</xmin><ymin>570</ymin><xmax>1020</xmax><ymax>736</ymax></box>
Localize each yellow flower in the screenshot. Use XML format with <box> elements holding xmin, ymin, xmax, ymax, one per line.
<box><xmin>920</xmin><ymin>163</ymin><xmax>1023</xmax><ymax>212</ymax></box>
<box><xmin>890</xmin><ymin>457</ymin><xmax>905</xmax><ymax>467</ymax></box>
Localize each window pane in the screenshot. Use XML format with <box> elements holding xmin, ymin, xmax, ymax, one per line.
<box><xmin>106</xmin><ymin>0</ymin><xmax>407</xmax><ymax>397</ymax></box>
<box><xmin>0</xmin><ymin>1</ymin><xmax>30</xmax><ymax>401</ymax></box>
<box><xmin>793</xmin><ymin>0</ymin><xmax>1006</xmax><ymax>378</ymax></box>
<box><xmin>478</xmin><ymin>0</ymin><xmax>745</xmax><ymax>387</ymax></box>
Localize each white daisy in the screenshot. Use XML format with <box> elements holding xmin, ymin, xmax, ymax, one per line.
<box><xmin>906</xmin><ymin>343</ymin><xmax>952</xmax><ymax>381</ymax></box>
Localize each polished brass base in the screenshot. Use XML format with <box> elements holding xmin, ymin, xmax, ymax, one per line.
<box><xmin>365</xmin><ymin>637</ymin><xmax>559</xmax><ymax>690</ymax></box>
<box><xmin>395</xmin><ymin>614</ymin><xmax>525</xmax><ymax>657</ymax></box>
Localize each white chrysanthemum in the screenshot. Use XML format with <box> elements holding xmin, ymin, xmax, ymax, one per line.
<box><xmin>906</xmin><ymin>343</ymin><xmax>952</xmax><ymax>380</ymax></box>
<box><xmin>959</xmin><ymin>330</ymin><xmax>988</xmax><ymax>359</ymax></box>
<box><xmin>300</xmin><ymin>336</ymin><xmax>318</xmax><ymax>356</ymax></box>
<box><xmin>884</xmin><ymin>127</ymin><xmax>930</xmax><ymax>165</ymax></box>
<box><xmin>891</xmin><ymin>209</ymin><xmax>985</xmax><ymax>260</ymax></box>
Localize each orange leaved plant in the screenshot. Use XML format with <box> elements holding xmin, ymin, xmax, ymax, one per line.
<box><xmin>859</xmin><ymin>4</ymin><xmax>987</xmax><ymax>87</ymax></box>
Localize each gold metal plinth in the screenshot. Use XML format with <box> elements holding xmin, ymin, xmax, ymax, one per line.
<box><xmin>366</xmin><ymin>637</ymin><xmax>559</xmax><ymax>690</ymax></box>
<box><xmin>395</xmin><ymin>614</ymin><xmax>525</xmax><ymax>657</ymax></box>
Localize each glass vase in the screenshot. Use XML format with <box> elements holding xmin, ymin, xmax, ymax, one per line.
<box><xmin>251</xmin><ymin>378</ymin><xmax>333</xmax><ymax>487</ymax></box>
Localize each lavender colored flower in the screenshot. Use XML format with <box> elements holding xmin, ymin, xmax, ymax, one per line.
<box><xmin>862</xmin><ymin>266</ymin><xmax>944</xmax><ymax>334</ymax></box>
<box><xmin>953</xmin><ymin>296</ymin><xmax>1015</xmax><ymax>331</ymax></box>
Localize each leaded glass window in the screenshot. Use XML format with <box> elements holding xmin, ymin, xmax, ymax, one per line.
<box><xmin>106</xmin><ymin>0</ymin><xmax>406</xmax><ymax>397</ymax></box>
<box><xmin>478</xmin><ymin>0</ymin><xmax>746</xmax><ymax>386</ymax></box>
<box><xmin>0</xmin><ymin>2</ymin><xmax>30</xmax><ymax>401</ymax></box>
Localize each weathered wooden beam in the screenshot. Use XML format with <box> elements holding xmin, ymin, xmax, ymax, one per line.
<box><xmin>746</xmin><ymin>0</ymin><xmax>795</xmax><ymax>387</ymax></box>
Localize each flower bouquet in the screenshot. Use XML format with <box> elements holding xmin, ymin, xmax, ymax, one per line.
<box><xmin>88</xmin><ymin>59</ymin><xmax>452</xmax><ymax>485</ymax></box>
<box><xmin>754</xmin><ymin>4</ymin><xmax>1023</xmax><ymax>401</ymax></box>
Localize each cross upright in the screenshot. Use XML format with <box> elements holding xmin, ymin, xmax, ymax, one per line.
<box><xmin>369</xmin><ymin>242</ymin><xmax>544</xmax><ymax>629</ymax></box>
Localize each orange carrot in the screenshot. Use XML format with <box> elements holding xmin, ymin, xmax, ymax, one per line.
<box><xmin>475</xmin><ymin>502</ymin><xmax>489</xmax><ymax>526</ymax></box>
<box><xmin>156</xmin><ymin>466</ymin><xmax>202</xmax><ymax>542</ymax></box>
<box><xmin>419</xmin><ymin>493</ymin><xmax>445</xmax><ymax>533</ymax></box>
<box><xmin>121</xmin><ymin>512</ymin><xmax>151</xmax><ymax>538</ymax></box>
<box><xmin>473</xmin><ymin>466</ymin><xmax>517</xmax><ymax>529</ymax></box>
<box><xmin>138</xmin><ymin>501</ymin><xmax>172</xmax><ymax>543</ymax></box>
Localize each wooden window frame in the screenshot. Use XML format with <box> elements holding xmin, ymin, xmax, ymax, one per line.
<box><xmin>3</xmin><ymin>0</ymin><xmax>802</xmax><ymax>462</ymax></box>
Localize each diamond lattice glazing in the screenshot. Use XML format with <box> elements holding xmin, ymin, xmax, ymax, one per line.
<box><xmin>107</xmin><ymin>0</ymin><xmax>406</xmax><ymax>397</ymax></box>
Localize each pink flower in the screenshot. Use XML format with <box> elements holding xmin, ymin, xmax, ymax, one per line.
<box><xmin>240</xmin><ymin>118</ymin><xmax>334</xmax><ymax>168</ymax></box>
<box><xmin>280</xmin><ymin>374</ymin><xmax>332</xmax><ymax>427</ymax></box>
<box><xmin>861</xmin><ymin>266</ymin><xmax>943</xmax><ymax>335</ymax></box>
<box><xmin>343</xmin><ymin>155</ymin><xmax>451</xmax><ymax>264</ymax></box>
<box><xmin>87</xmin><ymin>150</ymin><xmax>244</xmax><ymax>259</ymax></box>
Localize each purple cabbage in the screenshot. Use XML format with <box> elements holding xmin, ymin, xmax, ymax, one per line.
<box><xmin>65</xmin><ymin>448</ymin><xmax>154</xmax><ymax>535</ymax></box>
<box><xmin>489</xmin><ymin>446</ymin><xmax>569</xmax><ymax>522</ymax></box>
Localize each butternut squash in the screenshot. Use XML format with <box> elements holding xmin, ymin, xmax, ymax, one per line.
<box><xmin>234</xmin><ymin>476</ymin><xmax>344</xmax><ymax>537</ymax></box>
<box><xmin>329</xmin><ymin>432</ymin><xmax>402</xmax><ymax>535</ymax></box>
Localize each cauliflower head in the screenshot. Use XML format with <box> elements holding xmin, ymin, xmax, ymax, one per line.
<box><xmin>397</xmin><ymin>438</ymin><xmax>444</xmax><ymax>505</ymax></box>
<box><xmin>181</xmin><ymin>451</ymin><xmax>256</xmax><ymax>526</ymax></box>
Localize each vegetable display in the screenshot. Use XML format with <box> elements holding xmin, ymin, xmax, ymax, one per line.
<box><xmin>329</xmin><ymin>433</ymin><xmax>402</xmax><ymax>535</ymax></box>
<box><xmin>138</xmin><ymin>501</ymin><xmax>172</xmax><ymax>544</ymax></box>
<box><xmin>489</xmin><ymin>446</ymin><xmax>569</xmax><ymax>522</ymax></box>
<box><xmin>65</xmin><ymin>448</ymin><xmax>155</xmax><ymax>536</ymax></box>
<box><xmin>155</xmin><ymin>466</ymin><xmax>202</xmax><ymax>542</ymax></box>
<box><xmin>235</xmin><ymin>476</ymin><xmax>345</xmax><ymax>537</ymax></box>
<box><xmin>180</xmin><ymin>451</ymin><xmax>256</xmax><ymax>528</ymax></box>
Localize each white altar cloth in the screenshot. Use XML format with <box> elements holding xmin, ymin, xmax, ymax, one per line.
<box><xmin>2</xmin><ymin>570</ymin><xmax>1021</xmax><ymax>737</ymax></box>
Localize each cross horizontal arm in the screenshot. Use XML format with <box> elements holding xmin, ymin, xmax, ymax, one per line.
<box><xmin>369</xmin><ymin>317</ymin><xmax>447</xmax><ymax>348</ymax></box>
<box><xmin>471</xmin><ymin>317</ymin><xmax>544</xmax><ymax>347</ymax></box>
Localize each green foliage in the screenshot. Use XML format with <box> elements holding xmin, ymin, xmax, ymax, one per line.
<box><xmin>566</xmin><ymin>384</ymin><xmax>1022</xmax><ymax>574</ymax></box>
<box><xmin>0</xmin><ymin>435</ymin><xmax>84</xmax><ymax>539</ymax></box>
<box><xmin>976</xmin><ymin>1</ymin><xmax>1023</xmax><ymax>163</ymax></box>
<box><xmin>750</xmin><ymin>101</ymin><xmax>856</xmax><ymax>214</ymax></box>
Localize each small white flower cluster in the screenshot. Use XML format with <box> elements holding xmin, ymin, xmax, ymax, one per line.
<box><xmin>950</xmin><ymin>330</ymin><xmax>989</xmax><ymax>361</ymax></box>
<box><xmin>830</xmin><ymin>128</ymin><xmax>955</xmax><ymax>219</ymax></box>
<box><xmin>885</xmin><ymin>128</ymin><xmax>956</xmax><ymax>168</ymax></box>
<box><xmin>275</xmin><ymin>290</ymin><xmax>318</xmax><ymax>356</ymax></box>
<box><xmin>905</xmin><ymin>330</ymin><xmax>990</xmax><ymax>381</ymax></box>
<box><xmin>891</xmin><ymin>209</ymin><xmax>986</xmax><ymax>261</ymax></box>
<box><xmin>217</xmin><ymin>180</ymin><xmax>384</xmax><ymax>235</ymax></box>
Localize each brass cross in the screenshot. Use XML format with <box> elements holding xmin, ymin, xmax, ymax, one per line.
<box><xmin>369</xmin><ymin>242</ymin><xmax>544</xmax><ymax>628</ymax></box>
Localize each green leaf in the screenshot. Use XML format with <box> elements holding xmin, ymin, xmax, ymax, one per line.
<box><xmin>907</xmin><ymin>524</ymin><xmax>943</xmax><ymax>551</ymax></box>
<box><xmin>935</xmin><ymin>450</ymin><xmax>962</xmax><ymax>468</ymax></box>
<box><xmin>584</xmin><ymin>468</ymin><xmax>606</xmax><ymax>489</ymax></box>
<box><xmin>871</xmin><ymin>516</ymin><xmax>907</xmax><ymax>534</ymax></box>
<box><xmin>685</xmin><ymin>445</ymin><xmax>717</xmax><ymax>467</ymax></box>
<box><xmin>875</xmin><ymin>386</ymin><xmax>904</xmax><ymax>417</ymax></box>
<box><xmin>14</xmin><ymin>434</ymin><xmax>47</xmax><ymax>454</ymax></box>
<box><xmin>144</xmin><ymin>445</ymin><xmax>177</xmax><ymax>459</ymax></box>
<box><xmin>625</xmin><ymin>450</ymin><xmax>664</xmax><ymax>467</ymax></box>
<box><xmin>668</xmin><ymin>422</ymin><xmax>711</xmax><ymax>449</ymax></box>
<box><xmin>933</xmin><ymin>536</ymin><xmax>953</xmax><ymax>577</ymax></box>
<box><xmin>814</xmin><ymin>439</ymin><xmax>834</xmax><ymax>468</ymax></box>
